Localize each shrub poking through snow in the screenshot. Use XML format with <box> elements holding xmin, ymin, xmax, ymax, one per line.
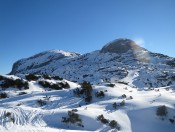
<box><xmin>79</xmin><ymin>81</ymin><xmax>93</xmax><ymax>103</ymax></box>
<box><xmin>18</xmin><ymin>92</ymin><xmax>27</xmax><ymax>95</ymax></box>
<box><xmin>169</xmin><ymin>119</ymin><xmax>174</xmax><ymax>124</ymax></box>
<box><xmin>14</xmin><ymin>79</ymin><xmax>29</xmax><ymax>89</ymax></box>
<box><xmin>109</xmin><ymin>120</ymin><xmax>120</xmax><ymax>130</ymax></box>
<box><xmin>5</xmin><ymin>112</ymin><xmax>11</xmax><ymax>117</ymax></box>
<box><xmin>0</xmin><ymin>92</ymin><xmax>8</xmax><ymax>98</ymax></box>
<box><xmin>0</xmin><ymin>77</ymin><xmax>29</xmax><ymax>90</ymax></box>
<box><xmin>113</xmin><ymin>102</ymin><xmax>117</xmax><ymax>109</ymax></box>
<box><xmin>38</xmin><ymin>80</ymin><xmax>69</xmax><ymax>90</ymax></box>
<box><xmin>42</xmin><ymin>75</ymin><xmax>51</xmax><ymax>80</ymax></box>
<box><xmin>25</xmin><ymin>74</ymin><xmax>39</xmax><ymax>81</ymax></box>
<box><xmin>113</xmin><ymin>100</ymin><xmax>125</xmax><ymax>108</ymax></box>
<box><xmin>82</xmin><ymin>82</ymin><xmax>92</xmax><ymax>103</ymax></box>
<box><xmin>43</xmin><ymin>95</ymin><xmax>51</xmax><ymax>101</ymax></box>
<box><xmin>106</xmin><ymin>83</ymin><xmax>115</xmax><ymax>87</ymax></box>
<box><xmin>129</xmin><ymin>96</ymin><xmax>133</xmax><ymax>99</ymax></box>
<box><xmin>97</xmin><ymin>115</ymin><xmax>120</xmax><ymax>130</ymax></box>
<box><xmin>73</xmin><ymin>88</ymin><xmax>82</xmax><ymax>97</ymax></box>
<box><xmin>52</xmin><ymin>76</ymin><xmax>63</xmax><ymax>80</ymax></box>
<box><xmin>97</xmin><ymin>114</ymin><xmax>109</xmax><ymax>124</ymax></box>
<box><xmin>120</xmin><ymin>100</ymin><xmax>125</xmax><ymax>106</ymax></box>
<box><xmin>62</xmin><ymin>109</ymin><xmax>83</xmax><ymax>127</ymax></box>
<box><xmin>156</xmin><ymin>105</ymin><xmax>168</xmax><ymax>117</ymax></box>
<box><xmin>4</xmin><ymin>112</ymin><xmax>15</xmax><ymax>123</ymax></box>
<box><xmin>121</xmin><ymin>94</ymin><xmax>127</xmax><ymax>98</ymax></box>
<box><xmin>37</xmin><ymin>99</ymin><xmax>47</xmax><ymax>106</ymax></box>
<box><xmin>26</xmin><ymin>74</ymin><xmax>63</xmax><ymax>81</ymax></box>
<box><xmin>109</xmin><ymin>120</ymin><xmax>117</xmax><ymax>128</ymax></box>
<box><xmin>95</xmin><ymin>91</ymin><xmax>105</xmax><ymax>98</ymax></box>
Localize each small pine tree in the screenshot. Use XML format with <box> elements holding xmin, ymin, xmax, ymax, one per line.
<box><xmin>81</xmin><ymin>81</ymin><xmax>92</xmax><ymax>103</ymax></box>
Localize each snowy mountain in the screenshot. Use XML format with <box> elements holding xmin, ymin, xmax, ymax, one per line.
<box><xmin>10</xmin><ymin>50</ymin><xmax>80</xmax><ymax>75</ymax></box>
<box><xmin>1</xmin><ymin>39</ymin><xmax>175</xmax><ymax>131</ymax></box>
<box><xmin>10</xmin><ymin>38</ymin><xmax>175</xmax><ymax>88</ymax></box>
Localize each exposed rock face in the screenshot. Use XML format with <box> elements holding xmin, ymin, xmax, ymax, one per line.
<box><xmin>100</xmin><ymin>38</ymin><xmax>145</xmax><ymax>54</ymax></box>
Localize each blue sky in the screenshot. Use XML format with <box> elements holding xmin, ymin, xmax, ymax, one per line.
<box><xmin>0</xmin><ymin>0</ymin><xmax>175</xmax><ymax>74</ymax></box>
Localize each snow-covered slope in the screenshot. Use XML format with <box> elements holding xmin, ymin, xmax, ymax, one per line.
<box><xmin>0</xmin><ymin>74</ymin><xmax>175</xmax><ymax>132</ymax></box>
<box><xmin>10</xmin><ymin>50</ymin><xmax>80</xmax><ymax>75</ymax></box>
<box><xmin>10</xmin><ymin>38</ymin><xmax>175</xmax><ymax>89</ymax></box>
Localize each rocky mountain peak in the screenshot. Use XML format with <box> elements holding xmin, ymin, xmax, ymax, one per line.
<box><xmin>100</xmin><ymin>38</ymin><xmax>145</xmax><ymax>54</ymax></box>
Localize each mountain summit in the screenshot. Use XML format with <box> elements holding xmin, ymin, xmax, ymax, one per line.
<box><xmin>100</xmin><ymin>38</ymin><xmax>145</xmax><ymax>53</ymax></box>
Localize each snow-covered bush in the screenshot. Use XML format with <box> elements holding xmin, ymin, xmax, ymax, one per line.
<box><xmin>169</xmin><ymin>119</ymin><xmax>174</xmax><ymax>124</ymax></box>
<box><xmin>5</xmin><ymin>112</ymin><xmax>11</xmax><ymax>117</ymax></box>
<box><xmin>25</xmin><ymin>74</ymin><xmax>39</xmax><ymax>81</ymax></box>
<box><xmin>80</xmin><ymin>81</ymin><xmax>93</xmax><ymax>103</ymax></box>
<box><xmin>62</xmin><ymin>109</ymin><xmax>83</xmax><ymax>127</ymax></box>
<box><xmin>97</xmin><ymin>115</ymin><xmax>120</xmax><ymax>130</ymax></box>
<box><xmin>42</xmin><ymin>75</ymin><xmax>51</xmax><ymax>80</ymax></box>
<box><xmin>95</xmin><ymin>91</ymin><xmax>105</xmax><ymax>98</ymax></box>
<box><xmin>4</xmin><ymin>112</ymin><xmax>15</xmax><ymax>123</ymax></box>
<box><xmin>113</xmin><ymin>100</ymin><xmax>126</xmax><ymax>109</ymax></box>
<box><xmin>38</xmin><ymin>81</ymin><xmax>51</xmax><ymax>88</ymax></box>
<box><xmin>73</xmin><ymin>88</ymin><xmax>82</xmax><ymax>97</ymax></box>
<box><xmin>37</xmin><ymin>99</ymin><xmax>47</xmax><ymax>106</ymax></box>
<box><xmin>0</xmin><ymin>77</ymin><xmax>29</xmax><ymax>90</ymax></box>
<box><xmin>121</xmin><ymin>94</ymin><xmax>127</xmax><ymax>98</ymax></box>
<box><xmin>38</xmin><ymin>80</ymin><xmax>69</xmax><ymax>90</ymax></box>
<box><xmin>106</xmin><ymin>83</ymin><xmax>115</xmax><ymax>87</ymax></box>
<box><xmin>120</xmin><ymin>100</ymin><xmax>125</xmax><ymax>106</ymax></box>
<box><xmin>113</xmin><ymin>102</ymin><xmax>117</xmax><ymax>109</ymax></box>
<box><xmin>14</xmin><ymin>79</ymin><xmax>29</xmax><ymax>89</ymax></box>
<box><xmin>52</xmin><ymin>76</ymin><xmax>63</xmax><ymax>80</ymax></box>
<box><xmin>18</xmin><ymin>92</ymin><xmax>27</xmax><ymax>95</ymax></box>
<box><xmin>109</xmin><ymin>120</ymin><xmax>120</xmax><ymax>129</ymax></box>
<box><xmin>0</xmin><ymin>92</ymin><xmax>8</xmax><ymax>98</ymax></box>
<box><xmin>97</xmin><ymin>114</ymin><xmax>109</xmax><ymax>124</ymax></box>
<box><xmin>129</xmin><ymin>96</ymin><xmax>133</xmax><ymax>99</ymax></box>
<box><xmin>156</xmin><ymin>105</ymin><xmax>168</xmax><ymax>117</ymax></box>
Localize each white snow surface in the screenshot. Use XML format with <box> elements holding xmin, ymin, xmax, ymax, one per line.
<box><xmin>0</xmin><ymin>75</ymin><xmax>175</xmax><ymax>132</ymax></box>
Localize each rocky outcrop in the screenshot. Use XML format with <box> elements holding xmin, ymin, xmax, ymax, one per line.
<box><xmin>100</xmin><ymin>38</ymin><xmax>145</xmax><ymax>54</ymax></box>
